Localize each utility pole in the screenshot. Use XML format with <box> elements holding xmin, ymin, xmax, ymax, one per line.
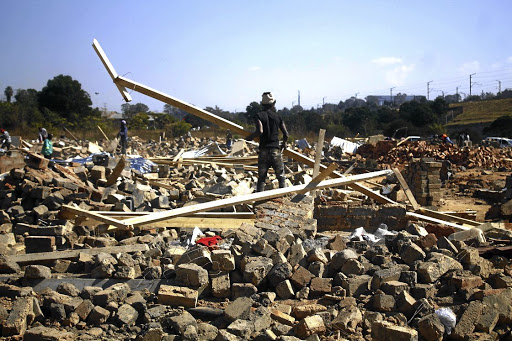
<box><xmin>298</xmin><ymin>90</ymin><xmax>301</xmax><ymax>107</ymax></box>
<box><xmin>469</xmin><ymin>73</ymin><xmax>476</xmax><ymax>96</ymax></box>
<box><xmin>456</xmin><ymin>86</ymin><xmax>460</xmax><ymax>102</ymax></box>
<box><xmin>497</xmin><ymin>80</ymin><xmax>502</xmax><ymax>94</ymax></box>
<box><xmin>427</xmin><ymin>81</ymin><xmax>433</xmax><ymax>100</ymax></box>
<box><xmin>390</xmin><ymin>87</ymin><xmax>396</xmax><ymax>106</ymax></box>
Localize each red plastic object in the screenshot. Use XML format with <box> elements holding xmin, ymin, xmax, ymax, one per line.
<box><xmin>196</xmin><ymin>236</ymin><xmax>222</xmax><ymax>247</ymax></box>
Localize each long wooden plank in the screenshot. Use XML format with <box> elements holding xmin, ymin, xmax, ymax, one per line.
<box><xmin>97</xmin><ymin>212</ymin><xmax>256</xmax><ymax>219</ymax></box>
<box><xmin>92</xmin><ymin>39</ymin><xmax>132</xmax><ymax>102</ymax></box>
<box><xmin>297</xmin><ymin>163</ymin><xmax>338</xmax><ymax>195</ymax></box>
<box><xmin>60</xmin><ymin>205</ymin><xmax>129</xmax><ymax>230</ymax></box>
<box><xmin>312</xmin><ymin>129</ymin><xmax>326</xmax><ymax>197</ymax></box>
<box><xmin>406</xmin><ymin>211</ymin><xmax>471</xmax><ymax>231</ymax></box>
<box><xmin>417</xmin><ymin>208</ymin><xmax>480</xmax><ymax>227</ymax></box>
<box><xmin>93</xmin><ymin>40</ymin><xmax>395</xmax><ymax>206</ymax></box>
<box><xmin>121</xmin><ymin>169</ymin><xmax>392</xmax><ymax>228</ymax></box>
<box><xmin>9</xmin><ymin>244</ymin><xmax>149</xmax><ymax>263</ymax></box>
<box><xmin>97</xmin><ymin>125</ymin><xmax>110</xmax><ymax>141</ymax></box>
<box><xmin>392</xmin><ymin>168</ymin><xmax>419</xmax><ymax>210</ymax></box>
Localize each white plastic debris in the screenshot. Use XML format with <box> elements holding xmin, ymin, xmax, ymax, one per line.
<box><xmin>349</xmin><ymin>224</ymin><xmax>397</xmax><ymax>244</ymax></box>
<box><xmin>435</xmin><ymin>307</ymin><xmax>457</xmax><ymax>335</ymax></box>
<box><xmin>187</xmin><ymin>227</ymin><xmax>204</xmax><ymax>246</ymax></box>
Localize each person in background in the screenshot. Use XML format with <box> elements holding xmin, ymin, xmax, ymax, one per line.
<box><xmin>226</xmin><ymin>129</ymin><xmax>233</xmax><ymax>150</ymax></box>
<box><xmin>441</xmin><ymin>133</ymin><xmax>454</xmax><ymax>145</ymax></box>
<box><xmin>38</xmin><ymin>127</ymin><xmax>48</xmax><ymax>143</ymax></box>
<box><xmin>245</xmin><ymin>92</ymin><xmax>289</xmax><ymax>192</ymax></box>
<box><xmin>117</xmin><ymin>120</ymin><xmax>128</xmax><ymax>155</ymax></box>
<box><xmin>41</xmin><ymin>133</ymin><xmax>53</xmax><ymax>159</ymax></box>
<box><xmin>0</xmin><ymin>129</ymin><xmax>11</xmax><ymax>150</ymax></box>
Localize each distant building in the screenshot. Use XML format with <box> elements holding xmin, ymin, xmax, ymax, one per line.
<box><xmin>366</xmin><ymin>95</ymin><xmax>425</xmax><ymax>106</ymax></box>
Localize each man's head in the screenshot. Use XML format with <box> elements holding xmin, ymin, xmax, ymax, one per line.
<box><xmin>47</xmin><ymin>133</ymin><xmax>53</xmax><ymax>140</ymax></box>
<box><xmin>261</xmin><ymin>92</ymin><xmax>276</xmax><ymax>111</ymax></box>
<box><xmin>121</xmin><ymin>120</ymin><xmax>126</xmax><ymax>126</ymax></box>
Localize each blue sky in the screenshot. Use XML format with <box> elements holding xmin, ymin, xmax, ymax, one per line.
<box><xmin>1</xmin><ymin>0</ymin><xmax>511</xmax><ymax>112</ymax></box>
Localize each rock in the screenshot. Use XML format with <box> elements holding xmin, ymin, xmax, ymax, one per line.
<box><xmin>372</xmin><ymin>267</ymin><xmax>403</xmax><ymax>290</ymax></box>
<box><xmin>57</xmin><ymin>282</ymin><xmax>80</xmax><ymax>297</ymax></box>
<box><xmin>341</xmin><ymin>258</ymin><xmax>365</xmax><ymax>275</ymax></box>
<box><xmin>400</xmin><ymin>243</ymin><xmax>426</xmax><ymax>266</ymax></box>
<box><xmin>295</xmin><ymin>315</ymin><xmax>326</xmax><ymax>339</ymax></box>
<box><xmin>211</xmin><ymin>250</ymin><xmax>235</xmax><ymax>271</ymax></box>
<box><xmin>242</xmin><ymin>256</ymin><xmax>273</xmax><ymax>286</ymax></box>
<box><xmin>309</xmin><ymin>278</ymin><xmax>332</xmax><ymax>296</ymax></box>
<box><xmin>452</xmin><ymin>301</ymin><xmax>483</xmax><ymax>339</ymax></box>
<box><xmin>24</xmin><ymin>265</ymin><xmax>52</xmax><ymax>279</ymax></box>
<box><xmin>437</xmin><ymin>236</ymin><xmax>458</xmax><ymax>254</ymax></box>
<box><xmin>331</xmin><ymin>305</ymin><xmax>362</xmax><ymax>333</ymax></box>
<box><xmin>115</xmin><ymin>303</ymin><xmax>139</xmax><ymax>326</ymax></box>
<box><xmin>168</xmin><ymin>311</ymin><xmax>197</xmax><ymax>335</ymax></box>
<box><xmin>197</xmin><ymin>322</ymin><xmax>218</xmax><ymax>341</ymax></box>
<box><xmin>330</xmin><ymin>249</ymin><xmax>358</xmax><ymax>270</ymax></box>
<box><xmin>0</xmin><ymin>255</ymin><xmax>20</xmax><ymax>274</ymax></box>
<box><xmin>288</xmin><ymin>242</ymin><xmax>307</xmax><ymax>267</ymax></box>
<box><xmin>87</xmin><ymin>305</ymin><xmax>110</xmax><ymax>325</ymax></box>
<box><xmin>232</xmin><ymin>283</ymin><xmax>258</xmax><ymax>300</ymax></box>
<box><xmin>227</xmin><ymin>319</ymin><xmax>254</xmax><ymax>338</ymax></box>
<box><xmin>157</xmin><ymin>285</ymin><xmax>198</xmax><ymax>308</ymax></box>
<box><xmin>371</xmin><ymin>321</ymin><xmax>418</xmax><ymax>341</ymax></box>
<box><xmin>289</xmin><ymin>266</ymin><xmax>315</xmax><ymax>289</ymax></box>
<box><xmin>341</xmin><ymin>275</ymin><xmax>371</xmax><ymax>297</ymax></box>
<box><xmin>93</xmin><ymin>283</ymin><xmax>131</xmax><ymax>307</ymax></box>
<box><xmin>267</xmin><ymin>262</ymin><xmax>293</xmax><ymax>287</ymax></box>
<box><xmin>293</xmin><ymin>304</ymin><xmax>327</xmax><ymax>319</ymax></box>
<box><xmin>224</xmin><ymin>297</ymin><xmax>253</xmax><ymax>323</ymax></box>
<box><xmin>417</xmin><ymin>253</ymin><xmax>463</xmax><ymax>283</ymax></box>
<box><xmin>2</xmin><ymin>297</ymin><xmax>34</xmax><ymax>336</ymax></box>
<box><xmin>307</xmin><ymin>248</ymin><xmax>328</xmax><ymax>264</ymax></box>
<box><xmin>211</xmin><ymin>272</ymin><xmax>230</xmax><ymax>298</ymax></box>
<box><xmin>24</xmin><ymin>326</ymin><xmax>74</xmax><ymax>341</ymax></box>
<box><xmin>372</xmin><ymin>293</ymin><xmax>396</xmax><ymax>312</ymax></box>
<box><xmin>276</xmin><ymin>280</ymin><xmax>295</xmax><ymax>299</ymax></box>
<box><xmin>418</xmin><ymin>314</ymin><xmax>445</xmax><ymax>341</ymax></box>
<box><xmin>176</xmin><ymin>263</ymin><xmax>209</xmax><ymax>288</ymax></box>
<box><xmin>75</xmin><ymin>299</ymin><xmax>94</xmax><ymax>321</ymax></box>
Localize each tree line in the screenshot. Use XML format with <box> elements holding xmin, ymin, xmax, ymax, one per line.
<box><xmin>3</xmin><ymin>74</ymin><xmax>512</xmax><ymax>140</ymax></box>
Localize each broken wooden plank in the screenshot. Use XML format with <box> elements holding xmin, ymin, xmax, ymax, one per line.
<box><xmin>92</xmin><ymin>38</ymin><xmax>132</xmax><ymax>102</ymax></box>
<box><xmin>106</xmin><ymin>156</ymin><xmax>126</xmax><ymax>186</ymax></box>
<box><xmin>9</xmin><ymin>244</ymin><xmax>149</xmax><ymax>263</ymax></box>
<box><xmin>172</xmin><ymin>148</ymin><xmax>185</xmax><ymax>162</ymax></box>
<box><xmin>97</xmin><ymin>125</ymin><xmax>110</xmax><ymax>141</ymax></box>
<box><xmin>406</xmin><ymin>211</ymin><xmax>471</xmax><ymax>231</ymax></box>
<box><xmin>98</xmin><ymin>212</ymin><xmax>255</xmax><ymax>219</ymax></box>
<box><xmin>59</xmin><ymin>205</ymin><xmax>129</xmax><ymax>230</ymax></box>
<box><xmin>416</xmin><ymin>208</ymin><xmax>480</xmax><ymax>227</ymax></box>
<box><xmin>64</xmin><ymin>127</ymin><xmax>79</xmax><ymax>141</ymax></box>
<box><xmin>98</xmin><ymin>217</ymin><xmax>252</xmax><ymax>230</ymax></box>
<box><xmin>393</xmin><ymin>168</ymin><xmax>419</xmax><ymax>210</ymax></box>
<box><xmin>291</xmin><ymin>163</ymin><xmax>337</xmax><ymax>203</ymax></box>
<box><xmin>312</xmin><ymin>129</ymin><xmax>326</xmax><ymax>197</ymax></box>
<box><xmin>121</xmin><ymin>169</ymin><xmax>392</xmax><ymax>228</ymax></box>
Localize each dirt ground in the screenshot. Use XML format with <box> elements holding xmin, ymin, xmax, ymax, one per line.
<box><xmin>440</xmin><ymin>168</ymin><xmax>509</xmax><ymax>222</ymax></box>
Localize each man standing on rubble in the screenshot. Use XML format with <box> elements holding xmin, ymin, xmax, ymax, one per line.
<box><xmin>245</xmin><ymin>92</ymin><xmax>289</xmax><ymax>191</ymax></box>
<box><xmin>117</xmin><ymin>120</ymin><xmax>128</xmax><ymax>155</ymax></box>
<box><xmin>0</xmin><ymin>129</ymin><xmax>11</xmax><ymax>150</ymax></box>
<box><xmin>38</xmin><ymin>127</ymin><xmax>48</xmax><ymax>143</ymax></box>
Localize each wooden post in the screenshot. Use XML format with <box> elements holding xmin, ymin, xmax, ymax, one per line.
<box><xmin>392</xmin><ymin>168</ymin><xmax>419</xmax><ymax>210</ymax></box>
<box><xmin>64</xmin><ymin>127</ymin><xmax>79</xmax><ymax>141</ymax></box>
<box><xmin>97</xmin><ymin>125</ymin><xmax>110</xmax><ymax>141</ymax></box>
<box><xmin>312</xmin><ymin>129</ymin><xmax>326</xmax><ymax>197</ymax></box>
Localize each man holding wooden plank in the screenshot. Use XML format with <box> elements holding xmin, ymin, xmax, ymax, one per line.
<box><xmin>245</xmin><ymin>92</ymin><xmax>289</xmax><ymax>192</ymax></box>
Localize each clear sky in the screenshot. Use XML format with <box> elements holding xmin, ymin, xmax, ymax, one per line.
<box><xmin>1</xmin><ymin>0</ymin><xmax>512</xmax><ymax>113</ymax></box>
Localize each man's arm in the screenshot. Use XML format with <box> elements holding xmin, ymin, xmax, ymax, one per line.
<box><xmin>245</xmin><ymin>118</ymin><xmax>263</xmax><ymax>141</ymax></box>
<box><xmin>280</xmin><ymin>120</ymin><xmax>289</xmax><ymax>150</ymax></box>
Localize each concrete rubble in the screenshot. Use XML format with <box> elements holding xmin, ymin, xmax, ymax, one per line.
<box><xmin>0</xmin><ymin>135</ymin><xmax>512</xmax><ymax>341</ymax></box>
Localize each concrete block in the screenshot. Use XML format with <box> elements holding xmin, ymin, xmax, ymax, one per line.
<box><xmin>371</xmin><ymin>321</ymin><xmax>418</xmax><ymax>341</ymax></box>
<box><xmin>276</xmin><ymin>280</ymin><xmax>295</xmax><ymax>299</ymax></box>
<box><xmin>158</xmin><ymin>285</ymin><xmax>198</xmax><ymax>308</ymax></box>
<box><xmin>295</xmin><ymin>315</ymin><xmax>326</xmax><ymax>339</ymax></box>
<box><xmin>224</xmin><ymin>297</ymin><xmax>253</xmax><ymax>323</ymax></box>
<box><xmin>176</xmin><ymin>263</ymin><xmax>209</xmax><ymax>288</ymax></box>
<box><xmin>2</xmin><ymin>297</ymin><xmax>34</xmax><ymax>336</ymax></box>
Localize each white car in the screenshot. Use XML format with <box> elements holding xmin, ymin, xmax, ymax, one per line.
<box><xmin>483</xmin><ymin>137</ymin><xmax>512</xmax><ymax>148</ymax></box>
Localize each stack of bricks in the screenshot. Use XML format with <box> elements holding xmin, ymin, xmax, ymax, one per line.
<box><xmin>404</xmin><ymin>158</ymin><xmax>442</xmax><ymax>207</ymax></box>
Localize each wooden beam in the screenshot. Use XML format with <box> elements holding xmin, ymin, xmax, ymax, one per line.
<box><xmin>60</xmin><ymin>205</ymin><xmax>130</xmax><ymax>230</ymax></box>
<box><xmin>312</xmin><ymin>129</ymin><xmax>326</xmax><ymax>197</ymax></box>
<box><xmin>9</xmin><ymin>244</ymin><xmax>149</xmax><ymax>263</ymax></box>
<box><xmin>64</xmin><ymin>127</ymin><xmax>79</xmax><ymax>141</ymax></box>
<box><xmin>106</xmin><ymin>156</ymin><xmax>126</xmax><ymax>186</ymax></box>
<box><xmin>121</xmin><ymin>169</ymin><xmax>392</xmax><ymax>228</ymax></box>
<box><xmin>392</xmin><ymin>168</ymin><xmax>419</xmax><ymax>210</ymax></box>
<box><xmin>97</xmin><ymin>125</ymin><xmax>110</xmax><ymax>141</ymax></box>
<box><xmin>92</xmin><ymin>39</ymin><xmax>132</xmax><ymax>102</ymax></box>
<box><xmin>96</xmin><ymin>212</ymin><xmax>256</xmax><ymax>219</ymax></box>
<box><xmin>416</xmin><ymin>208</ymin><xmax>480</xmax><ymax>227</ymax></box>
<box><xmin>292</xmin><ymin>163</ymin><xmax>337</xmax><ymax>202</ymax></box>
<box><xmin>406</xmin><ymin>211</ymin><xmax>471</xmax><ymax>231</ymax></box>
<box><xmin>172</xmin><ymin>149</ymin><xmax>185</xmax><ymax>162</ymax></box>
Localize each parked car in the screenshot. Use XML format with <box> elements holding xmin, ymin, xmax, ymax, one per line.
<box><xmin>482</xmin><ymin>137</ymin><xmax>512</xmax><ymax>148</ymax></box>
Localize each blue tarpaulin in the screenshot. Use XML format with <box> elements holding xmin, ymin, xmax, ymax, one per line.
<box><xmin>67</xmin><ymin>153</ymin><xmax>157</xmax><ymax>174</ymax></box>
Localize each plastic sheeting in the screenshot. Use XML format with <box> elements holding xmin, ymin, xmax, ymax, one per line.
<box><xmin>181</xmin><ymin>142</ymin><xmax>226</xmax><ymax>158</ymax></box>
<box><xmin>66</xmin><ymin>152</ymin><xmax>157</xmax><ymax>174</ymax></box>
<box><xmin>295</xmin><ymin>139</ymin><xmax>311</xmax><ymax>150</ymax></box>
<box><xmin>330</xmin><ymin>136</ymin><xmax>361</xmax><ymax>154</ymax></box>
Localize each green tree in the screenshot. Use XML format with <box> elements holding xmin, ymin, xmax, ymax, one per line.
<box><xmin>245</xmin><ymin>101</ymin><xmax>262</xmax><ymax>122</ymax></box>
<box><xmin>4</xmin><ymin>86</ymin><xmax>13</xmax><ymax>103</ymax></box>
<box><xmin>130</xmin><ymin>112</ymin><xmax>150</xmax><ymax>129</ymax></box>
<box><xmin>38</xmin><ymin>75</ymin><xmax>93</xmax><ymax>124</ymax></box>
<box><xmin>121</xmin><ymin>102</ymin><xmax>149</xmax><ymax>120</ymax></box>
<box><xmin>167</xmin><ymin>120</ymin><xmax>192</xmax><ymax>137</ymax></box>
<box><xmin>163</xmin><ymin>104</ymin><xmax>187</xmax><ymax>119</ymax></box>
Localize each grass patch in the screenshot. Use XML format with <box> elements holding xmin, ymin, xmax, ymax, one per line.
<box><xmin>447</xmin><ymin>98</ymin><xmax>512</xmax><ymax>126</ymax></box>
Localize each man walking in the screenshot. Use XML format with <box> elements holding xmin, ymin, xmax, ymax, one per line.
<box><xmin>117</xmin><ymin>120</ymin><xmax>128</xmax><ymax>155</ymax></box>
<box><xmin>246</xmin><ymin>92</ymin><xmax>289</xmax><ymax>192</ymax></box>
<box><xmin>0</xmin><ymin>129</ymin><xmax>11</xmax><ymax>150</ymax></box>
<box><xmin>38</xmin><ymin>127</ymin><xmax>48</xmax><ymax>143</ymax></box>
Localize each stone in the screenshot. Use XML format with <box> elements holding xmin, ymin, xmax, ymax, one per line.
<box><xmin>330</xmin><ymin>249</ymin><xmax>358</xmax><ymax>270</ymax></box>
<box><xmin>437</xmin><ymin>236</ymin><xmax>458</xmax><ymax>254</ymax></box>
<box><xmin>400</xmin><ymin>243</ymin><xmax>426</xmax><ymax>266</ymax></box>
<box><xmin>288</xmin><ymin>242</ymin><xmax>306</xmax><ymax>267</ymax></box>
<box><xmin>168</xmin><ymin>311</ymin><xmax>197</xmax><ymax>335</ymax></box>
<box><xmin>211</xmin><ymin>249</ymin><xmax>235</xmax><ymax>271</ymax></box>
<box><xmin>341</xmin><ymin>275</ymin><xmax>371</xmax><ymax>297</ymax></box>
<box><xmin>276</xmin><ymin>280</ymin><xmax>295</xmax><ymax>299</ymax></box>
<box><xmin>309</xmin><ymin>277</ymin><xmax>332</xmax><ymax>296</ymax></box>
<box><xmin>75</xmin><ymin>299</ymin><xmax>94</xmax><ymax>321</ymax></box>
<box><xmin>24</xmin><ymin>326</ymin><xmax>74</xmax><ymax>341</ymax></box>
<box><xmin>81</xmin><ymin>286</ymin><xmax>102</xmax><ymax>300</ymax></box>
<box><xmin>176</xmin><ymin>263</ymin><xmax>209</xmax><ymax>288</ymax></box>
<box><xmin>197</xmin><ymin>322</ymin><xmax>218</xmax><ymax>341</ymax></box>
<box><xmin>381</xmin><ymin>280</ymin><xmax>409</xmax><ymax>296</ymax></box>
<box><xmin>270</xmin><ymin>309</ymin><xmax>295</xmax><ymax>326</ymax></box>
<box><xmin>115</xmin><ymin>303</ymin><xmax>139</xmax><ymax>326</ymax></box>
<box><xmin>231</xmin><ymin>283</ymin><xmax>258</xmax><ymax>300</ymax></box>
<box><xmin>406</xmin><ymin>223</ymin><xmax>428</xmax><ymax>236</ymax></box>
<box><xmin>307</xmin><ymin>248</ymin><xmax>328</xmax><ymax>264</ymax></box>
<box><xmin>93</xmin><ymin>283</ymin><xmax>131</xmax><ymax>307</ymax></box>
<box><xmin>418</xmin><ymin>314</ymin><xmax>445</xmax><ymax>341</ymax></box>
<box><xmin>50</xmin><ymin>303</ymin><xmax>66</xmax><ymax>320</ymax></box>
<box><xmin>396</xmin><ymin>291</ymin><xmax>417</xmax><ymax>317</ymax></box>
<box><xmin>295</xmin><ymin>315</ymin><xmax>326</xmax><ymax>339</ymax></box>
<box><xmin>24</xmin><ymin>265</ymin><xmax>52</xmax><ymax>279</ymax></box>
<box><xmin>2</xmin><ymin>297</ymin><xmax>34</xmax><ymax>336</ymax></box>
<box><xmin>57</xmin><ymin>282</ymin><xmax>80</xmax><ymax>297</ymax></box>
<box><xmin>224</xmin><ymin>297</ymin><xmax>253</xmax><ymax>323</ymax></box>
<box><xmin>308</xmin><ymin>261</ymin><xmax>325</xmax><ymax>278</ymax></box>
<box><xmin>372</xmin><ymin>293</ymin><xmax>396</xmax><ymax>312</ymax></box>
<box><xmin>341</xmin><ymin>258</ymin><xmax>365</xmax><ymax>275</ymax></box>
<box><xmin>211</xmin><ymin>272</ymin><xmax>230</xmax><ymax>298</ymax></box>
<box><xmin>476</xmin><ymin>306</ymin><xmax>499</xmax><ymax>333</ymax></box>
<box><xmin>227</xmin><ymin>319</ymin><xmax>254</xmax><ymax>338</ymax></box>
<box><xmin>452</xmin><ymin>301</ymin><xmax>483</xmax><ymax>339</ymax></box>
<box><xmin>372</xmin><ymin>267</ymin><xmax>403</xmax><ymax>290</ymax></box>
<box><xmin>176</xmin><ymin>245</ymin><xmax>212</xmax><ymax>268</ymax></box>
<box><xmin>142</xmin><ymin>266</ymin><xmax>162</xmax><ymax>279</ymax></box>
<box><xmin>87</xmin><ymin>305</ymin><xmax>110</xmax><ymax>325</ymax></box>
<box><xmin>328</xmin><ymin>234</ymin><xmax>346</xmax><ymax>251</ymax></box>
<box><xmin>114</xmin><ymin>265</ymin><xmax>137</xmax><ymax>279</ymax></box>
<box><xmin>293</xmin><ymin>304</ymin><xmax>327</xmax><ymax>319</ymax></box>
<box><xmin>417</xmin><ymin>253</ymin><xmax>463</xmax><ymax>283</ymax></box>
<box><xmin>158</xmin><ymin>285</ymin><xmax>198</xmax><ymax>308</ymax></box>
<box><xmin>371</xmin><ymin>321</ymin><xmax>418</xmax><ymax>341</ymax></box>
<box><xmin>267</xmin><ymin>262</ymin><xmax>293</xmax><ymax>287</ymax></box>
<box><xmin>296</xmin><ymin>286</ymin><xmax>310</xmax><ymax>300</ymax></box>
<box><xmin>242</xmin><ymin>256</ymin><xmax>273</xmax><ymax>286</ymax></box>
<box><xmin>289</xmin><ymin>266</ymin><xmax>315</xmax><ymax>289</ymax></box>
<box><xmin>331</xmin><ymin>305</ymin><xmax>362</xmax><ymax>333</ymax></box>
<box><xmin>216</xmin><ymin>330</ymin><xmax>243</xmax><ymax>341</ymax></box>
<box><xmin>0</xmin><ymin>255</ymin><xmax>21</xmax><ymax>274</ymax></box>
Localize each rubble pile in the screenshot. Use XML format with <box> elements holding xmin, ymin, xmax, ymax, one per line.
<box><xmin>357</xmin><ymin>141</ymin><xmax>512</xmax><ymax>170</ymax></box>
